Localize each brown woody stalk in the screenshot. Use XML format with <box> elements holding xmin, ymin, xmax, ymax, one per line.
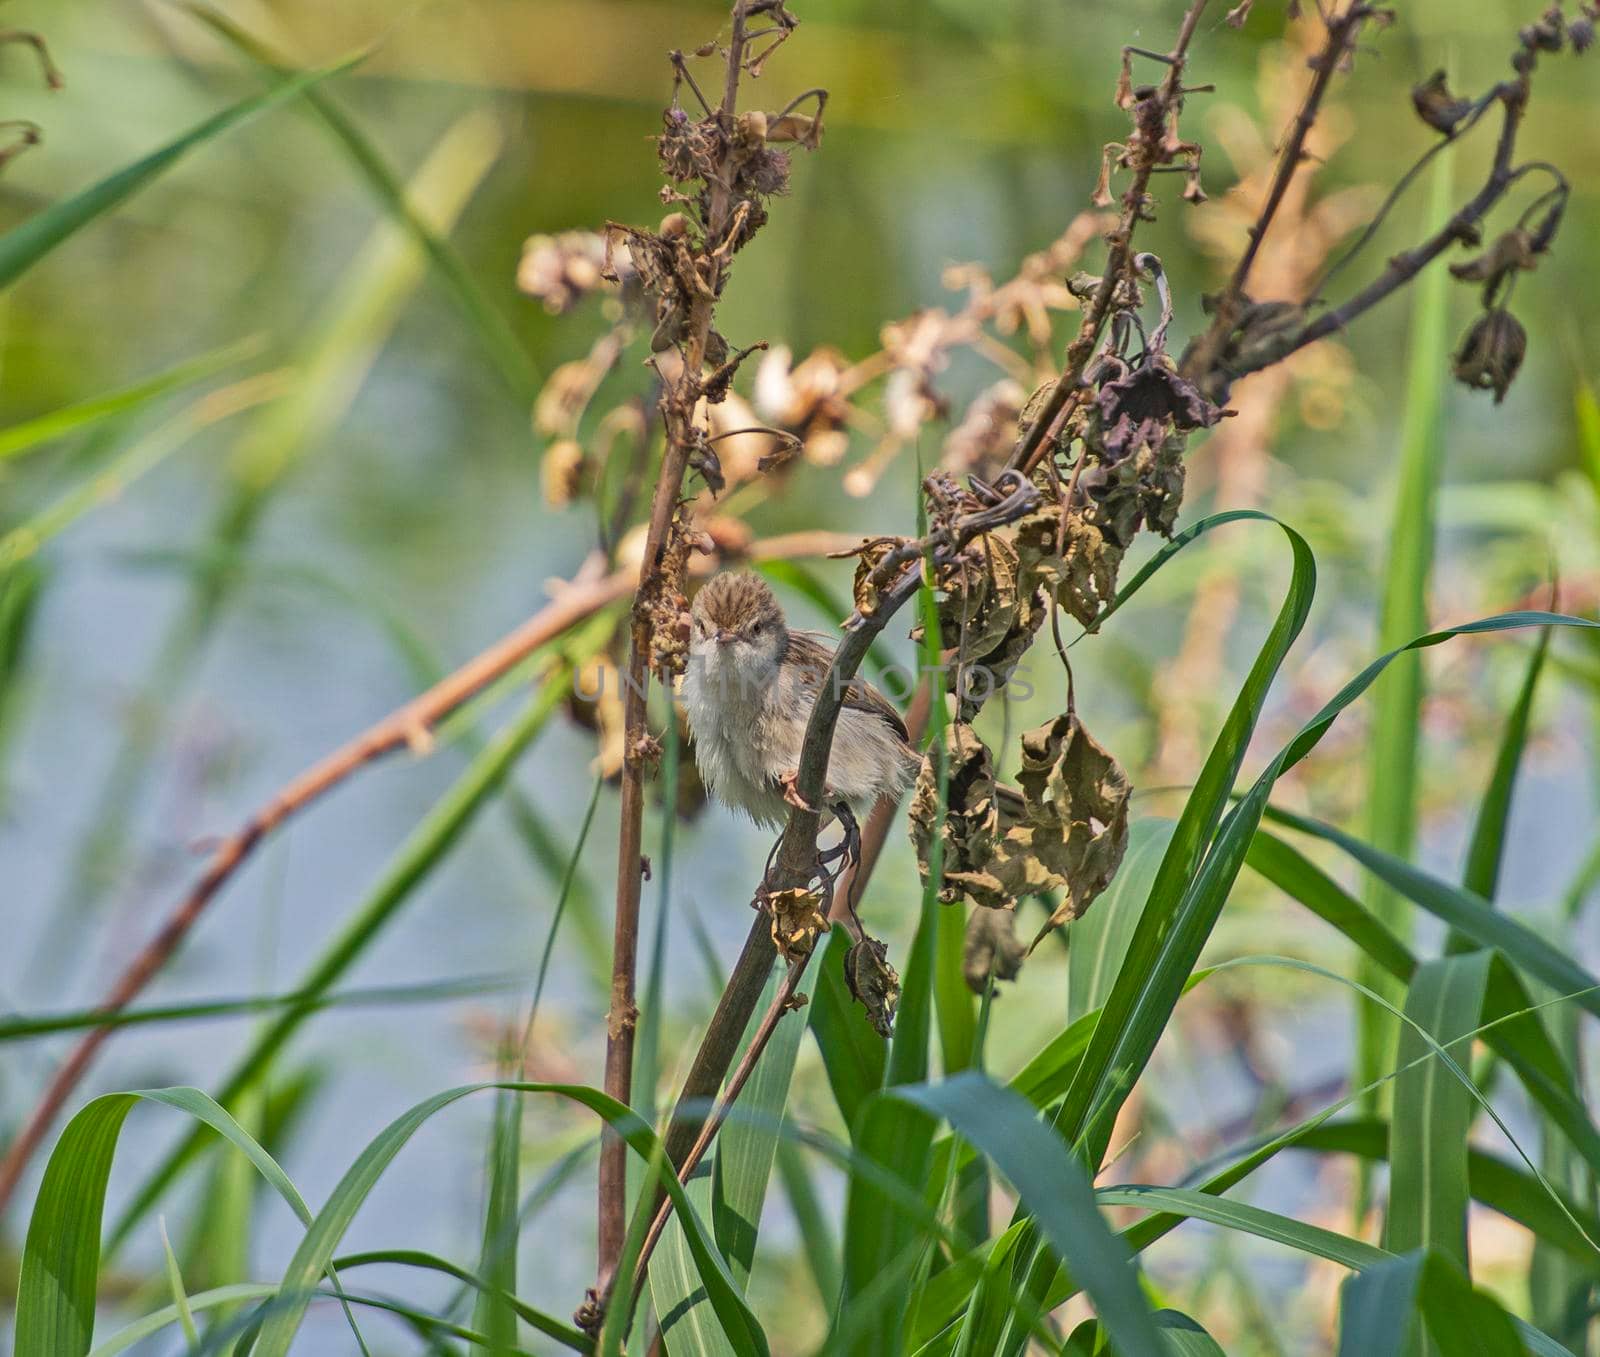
<box><xmin>1009</xmin><ymin>0</ymin><xmax>1213</xmax><ymax>478</ymax></box>
<box><xmin>0</xmin><ymin>532</ymin><xmax>856</xmax><ymax>1215</ymax></box>
<box><xmin>594</xmin><ymin>0</ymin><xmax>760</xmax><ymax>1297</ymax></box>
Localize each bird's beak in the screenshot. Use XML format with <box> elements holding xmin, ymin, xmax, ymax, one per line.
<box><xmin>715</xmin><ymin>628</ymin><xmax>736</xmax><ymax>645</ymax></box>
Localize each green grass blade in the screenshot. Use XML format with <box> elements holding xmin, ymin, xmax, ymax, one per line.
<box><xmin>1357</xmin><ymin>150</ymin><xmax>1454</xmax><ymax>1159</ymax></box>
<box><xmin>834</xmin><ymin>568</ymin><xmax>947</xmax><ymax>1354</ymax></box>
<box><xmin>0</xmin><ymin>557</ymin><xmax>44</xmax><ymax>799</ymax></box>
<box><xmin>894</xmin><ymin>1072</ymin><xmax>1166</xmax><ymax>1357</ymax></box>
<box><xmin>1460</xmin><ymin>626</ymin><xmax>1548</xmax><ymax>908</ymax></box>
<box><xmin>0</xmin><ymin>376</ymin><xmax>281</xmax><ymax>573</ymax></box>
<box><xmin>0</xmin><ymin>971</ymin><xmax>518</xmax><ymax>1040</ymax></box>
<box><xmin>714</xmin><ymin>973</ymin><xmax>809</xmax><ymax>1290</ymax></box>
<box><xmin>1068</xmin><ymin>819</ymin><xmax>1175</xmax><ymax>1024</ymax></box>
<box><xmin>47</xmin><ymin>105</ymin><xmax>508</xmax><ymax>937</ymax></box>
<box><xmin>0</xmin><ymin>58</ymin><xmax>363</xmax><ymax>291</ymax></box>
<box><xmin>251</xmin><ymin>1082</ymin><xmax>767</xmax><ymax>1357</ymax></box>
<box><xmin>1008</xmin><ymin>603</ymin><xmax>1600</xmax><ymax>1353</ymax></box>
<box><xmin>1247</xmin><ymin>833</ymin><xmax>1600</xmax><ymax>1195</ymax></box>
<box><xmin>178</xmin><ymin>3</ymin><xmax>538</xmax><ymax>401</ymax></box>
<box><xmin>809</xmin><ymin>927</ymin><xmax>886</xmax><ymax>1132</ymax></box>
<box><xmin>1384</xmin><ymin>953</ymin><xmax>1492</xmax><ymax>1279</ymax></box>
<box><xmin>158</xmin><ymin>1219</ymin><xmax>200</xmax><ymax>1350</ymax></box>
<box><xmin>13</xmin><ymin>1087</ymin><xmax>313</xmax><ymax>1356</ymax></box>
<box><xmin>1097</xmin><ymin>1185</ymin><xmax>1387</xmax><ymax>1271</ymax></box>
<box><xmin>1153</xmin><ymin>1310</ymin><xmax>1228</xmax><ymax>1357</ymax></box>
<box><xmin>1058</xmin><ymin>516</ymin><xmax>1317</xmax><ymax>1167</ymax></box>
<box><xmin>0</xmin><ymin>338</ymin><xmax>263</xmax><ymax>463</ymax></box>
<box><xmin>332</xmin><ymin>1250</ymin><xmax>589</xmax><ymax>1351</ymax></box>
<box><xmin>1337</xmin><ymin>1250</ymin><xmax>1528</xmax><ymax>1357</ymax></box>
<box><xmin>1266</xmin><ymin>802</ymin><xmax>1600</xmax><ymax>1020</ymax></box>
<box><xmin>1246</xmin><ymin>830</ymin><xmax>1417</xmax><ymax>983</ymax></box>
<box><xmin>776</xmin><ymin>1140</ymin><xmax>841</xmax><ymax>1307</ymax></box>
<box><xmin>651</xmin><ymin>958</ymin><xmax>805</xmax><ymax>1351</ymax></box>
<box><xmin>473</xmin><ymin>1090</ymin><xmax>523</xmax><ymax>1355</ymax></box>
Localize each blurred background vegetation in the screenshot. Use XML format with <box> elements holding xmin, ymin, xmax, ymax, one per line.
<box><xmin>2</xmin><ymin>0</ymin><xmax>1598</xmax><ymax>1352</ymax></box>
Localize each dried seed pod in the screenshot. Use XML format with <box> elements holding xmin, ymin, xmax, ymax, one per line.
<box><xmin>1452</xmin><ymin>308</ymin><xmax>1527</xmax><ymax>404</ymax></box>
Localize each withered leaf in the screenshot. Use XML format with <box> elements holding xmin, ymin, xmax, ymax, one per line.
<box><xmin>849</xmin><ymin>537</ymin><xmax>909</xmax><ymax>619</ymax></box>
<box><xmin>1014</xmin><ymin>506</ymin><xmax>1123</xmax><ymax>628</ymax></box>
<box><xmin>963</xmin><ymin>906</ymin><xmax>1025</xmax><ymax>993</ymax></box>
<box><xmin>1448</xmin><ymin>228</ymin><xmax>1538</xmax><ymax>284</ymax></box>
<box><xmin>1411</xmin><ymin>70</ymin><xmax>1473</xmax><ymax>134</ymax></box>
<box><xmin>908</xmin><ymin>723</ymin><xmax>1005</xmax><ymax>907</ymax></box>
<box><xmin>767</xmin><ymin>887</ymin><xmax>830</xmax><ymax>962</ymax></box>
<box><xmin>844</xmin><ymin>934</ymin><xmax>901</xmax><ymax>1038</ymax></box>
<box><xmin>917</xmin><ymin>534</ymin><xmax>1023</xmax><ymax>676</ymax></box>
<box><xmin>766</xmin><ymin>111</ymin><xmax>823</xmax><ymax>148</ymax></box>
<box><xmin>688</xmin><ymin>437</ymin><xmax>726</xmax><ymax>496</ymax></box>
<box><xmin>1091</xmin><ymin>357</ymin><xmax>1223</xmax><ymax>466</ymax></box>
<box><xmin>1015</xmin><ymin>712</ymin><xmax>1132</xmax><ymax>949</ymax></box>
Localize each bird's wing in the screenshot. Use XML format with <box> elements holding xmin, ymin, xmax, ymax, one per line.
<box><xmin>784</xmin><ymin>630</ymin><xmax>910</xmax><ymax>743</ymax></box>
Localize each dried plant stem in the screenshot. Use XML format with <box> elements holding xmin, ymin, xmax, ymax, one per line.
<box><xmin>0</xmin><ymin>532</ymin><xmax>856</xmax><ymax>1215</ymax></box>
<box><xmin>1010</xmin><ymin>0</ymin><xmax>1212</xmax><ymax>478</ymax></box>
<box><xmin>1183</xmin><ymin>8</ymin><xmax>1564</xmax><ymax>392</ymax></box>
<box><xmin>596</xmin><ymin>0</ymin><xmax>756</xmax><ymax>1291</ymax></box>
<box><xmin>1183</xmin><ymin>1</ymin><xmax>1373</xmax><ymax>380</ymax></box>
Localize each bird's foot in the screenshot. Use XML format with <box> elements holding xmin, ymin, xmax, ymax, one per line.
<box><xmin>779</xmin><ymin>771</ymin><xmax>815</xmax><ymax>813</ymax></box>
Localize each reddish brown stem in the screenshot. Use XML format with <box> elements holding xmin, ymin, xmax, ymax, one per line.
<box><xmin>595</xmin><ymin>0</ymin><xmax>757</xmax><ymax>1294</ymax></box>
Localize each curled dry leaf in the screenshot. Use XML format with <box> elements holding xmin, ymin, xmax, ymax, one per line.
<box><xmin>844</xmin><ymin>934</ymin><xmax>901</xmax><ymax>1038</ymax></box>
<box><xmin>909</xmin><ymin>712</ymin><xmax>1131</xmax><ymax>947</ymax></box>
<box><xmin>1013</xmin><ymin>504</ymin><xmax>1122</xmax><ymax>629</ymax></box>
<box><xmin>767</xmin><ymin>887</ymin><xmax>830</xmax><ymax>962</ymax></box>
<box><xmin>1411</xmin><ymin>69</ymin><xmax>1475</xmax><ymax>134</ymax></box>
<box><xmin>908</xmin><ymin>722</ymin><xmax>1004</xmax><ymax>907</ymax></box>
<box><xmin>849</xmin><ymin>536</ymin><xmax>911</xmax><ymax>620</ymax></box>
<box><xmin>922</xmin><ymin>534</ymin><xmax>1021</xmax><ymax>669</ymax></box>
<box><xmin>1017</xmin><ymin>711</ymin><xmax>1132</xmax><ymax>949</ymax></box>
<box><xmin>1448</xmin><ymin>228</ymin><xmax>1539</xmax><ymax>285</ymax></box>
<box><xmin>916</xmin><ymin>529</ymin><xmax>1047</xmax><ymax>720</ymax></box>
<box><xmin>1089</xmin><ymin>355</ymin><xmax>1223</xmax><ymax>467</ymax></box>
<box><xmin>963</xmin><ymin>906</ymin><xmax>1025</xmax><ymax>993</ymax></box>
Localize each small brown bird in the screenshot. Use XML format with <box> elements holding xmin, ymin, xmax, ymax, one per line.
<box><xmin>680</xmin><ymin>573</ymin><xmax>920</xmax><ymax>832</ymax></box>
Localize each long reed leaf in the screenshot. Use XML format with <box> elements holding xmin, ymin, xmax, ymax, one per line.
<box><xmin>0</xmin><ymin>59</ymin><xmax>363</xmax><ymax>291</ymax></box>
